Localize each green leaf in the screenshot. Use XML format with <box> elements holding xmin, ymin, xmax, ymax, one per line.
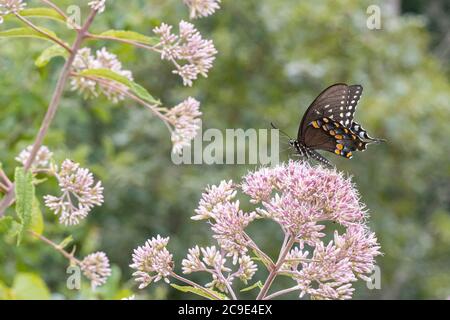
<box><xmin>8</xmin><ymin>8</ymin><xmax>66</xmax><ymax>23</ymax></box>
<box><xmin>29</xmin><ymin>197</ymin><xmax>44</xmax><ymax>236</ymax></box>
<box><xmin>58</xmin><ymin>235</ymin><xmax>74</xmax><ymax>250</ymax></box>
<box><xmin>0</xmin><ymin>216</ymin><xmax>14</xmax><ymax>234</ymax></box>
<box><xmin>78</xmin><ymin>68</ymin><xmax>161</xmax><ymax>105</ymax></box>
<box><xmin>35</xmin><ymin>45</ymin><xmax>68</xmax><ymax>67</ymax></box>
<box><xmin>130</xmin><ymin>82</ymin><xmax>161</xmax><ymax>106</ymax></box>
<box><xmin>12</xmin><ymin>273</ymin><xmax>51</xmax><ymax>300</ymax></box>
<box><xmin>0</xmin><ymin>27</ymin><xmax>65</xmax><ymax>45</ymax></box>
<box><xmin>14</xmin><ymin>167</ymin><xmax>35</xmax><ymax>245</ymax></box>
<box><xmin>97</xmin><ymin>30</ymin><xmax>160</xmax><ymax>46</ymax></box>
<box><xmin>0</xmin><ymin>217</ymin><xmax>21</xmax><ymax>241</ymax></box>
<box><xmin>240</xmin><ymin>280</ymin><xmax>263</xmax><ymax>292</ymax></box>
<box><xmin>170</xmin><ymin>284</ymin><xmax>228</xmax><ymax>300</ymax></box>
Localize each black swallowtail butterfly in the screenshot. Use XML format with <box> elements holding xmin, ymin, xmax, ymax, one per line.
<box><xmin>273</xmin><ymin>83</ymin><xmax>385</xmax><ymax>166</ymax></box>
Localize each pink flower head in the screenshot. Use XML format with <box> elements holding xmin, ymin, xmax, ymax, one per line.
<box><xmin>210</xmin><ymin>200</ymin><xmax>256</xmax><ymax>264</ymax></box>
<box><xmin>193</xmin><ymin>180</ymin><xmax>236</xmax><ymax>220</ymax></box>
<box><xmin>153</xmin><ymin>21</ymin><xmax>217</xmax><ymax>86</ymax></box>
<box><xmin>166</xmin><ymin>97</ymin><xmax>202</xmax><ymax>154</ymax></box>
<box><xmin>44</xmin><ymin>159</ymin><xmax>104</xmax><ymax>226</ymax></box>
<box><xmin>243</xmin><ymin>160</ymin><xmax>366</xmax><ymax>228</ymax></box>
<box><xmin>80</xmin><ymin>251</ymin><xmax>112</xmax><ymax>288</ymax></box>
<box><xmin>183</xmin><ymin>0</ymin><xmax>221</xmax><ymax>19</ymax></box>
<box><xmin>130</xmin><ymin>235</ymin><xmax>174</xmax><ymax>289</ymax></box>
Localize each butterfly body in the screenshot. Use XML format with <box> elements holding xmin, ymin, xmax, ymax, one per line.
<box><xmin>285</xmin><ymin>83</ymin><xmax>384</xmax><ymax>166</ymax></box>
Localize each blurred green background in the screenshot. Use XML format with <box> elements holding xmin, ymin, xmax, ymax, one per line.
<box><xmin>1</xmin><ymin>0</ymin><xmax>449</xmax><ymax>299</ymax></box>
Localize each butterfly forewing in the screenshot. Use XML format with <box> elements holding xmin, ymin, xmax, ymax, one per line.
<box><xmin>298</xmin><ymin>84</ymin><xmax>363</xmax><ymax>144</ymax></box>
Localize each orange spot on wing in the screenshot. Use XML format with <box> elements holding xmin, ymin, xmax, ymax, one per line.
<box><xmin>312</xmin><ymin>121</ymin><xmax>320</xmax><ymax>128</ymax></box>
<box><xmin>335</xmin><ymin>149</ymin><xmax>341</xmax><ymax>155</ymax></box>
<box><xmin>335</xmin><ymin>134</ymin><xmax>343</xmax><ymax>139</ymax></box>
<box><xmin>336</xmin><ymin>144</ymin><xmax>344</xmax><ymax>150</ymax></box>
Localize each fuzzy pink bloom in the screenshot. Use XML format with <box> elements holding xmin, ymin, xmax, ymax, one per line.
<box><xmin>44</xmin><ymin>159</ymin><xmax>104</xmax><ymax>226</ymax></box>
<box><xmin>210</xmin><ymin>201</ymin><xmax>256</xmax><ymax>264</ymax></box>
<box><xmin>243</xmin><ymin>160</ymin><xmax>366</xmax><ymax>227</ymax></box>
<box><xmin>193</xmin><ymin>180</ymin><xmax>236</xmax><ymax>220</ymax></box>
<box><xmin>284</xmin><ymin>225</ymin><xmax>381</xmax><ymax>300</ymax></box>
<box><xmin>88</xmin><ymin>0</ymin><xmax>106</xmax><ymax>13</ymax></box>
<box><xmin>130</xmin><ymin>235</ymin><xmax>174</xmax><ymax>289</ymax></box>
<box><xmin>181</xmin><ymin>245</ymin><xmax>257</xmax><ymax>293</ymax></box>
<box><xmin>200</xmin><ymin>161</ymin><xmax>380</xmax><ymax>299</ymax></box>
<box><xmin>166</xmin><ymin>97</ymin><xmax>202</xmax><ymax>154</ymax></box>
<box><xmin>183</xmin><ymin>0</ymin><xmax>221</xmax><ymax>19</ymax></box>
<box><xmin>15</xmin><ymin>145</ymin><xmax>53</xmax><ymax>169</ymax></box>
<box><xmin>193</xmin><ymin>180</ymin><xmax>255</xmax><ymax>263</ymax></box>
<box><xmin>134</xmin><ymin>161</ymin><xmax>380</xmax><ymax>300</ymax></box>
<box><xmin>80</xmin><ymin>251</ymin><xmax>112</xmax><ymax>288</ymax></box>
<box><xmin>153</xmin><ymin>21</ymin><xmax>217</xmax><ymax>86</ymax></box>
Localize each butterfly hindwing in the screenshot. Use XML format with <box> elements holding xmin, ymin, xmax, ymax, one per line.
<box><xmin>305</xmin><ymin>117</ymin><xmax>369</xmax><ymax>159</ymax></box>
<box><xmin>350</xmin><ymin>121</ymin><xmax>383</xmax><ymax>143</ymax></box>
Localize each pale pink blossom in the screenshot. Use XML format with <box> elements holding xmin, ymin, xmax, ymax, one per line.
<box><xmin>166</xmin><ymin>97</ymin><xmax>202</xmax><ymax>154</ymax></box>
<box><xmin>193</xmin><ymin>180</ymin><xmax>236</xmax><ymax>220</ymax></box>
<box><xmin>129</xmin><ymin>235</ymin><xmax>174</xmax><ymax>289</ymax></box>
<box><xmin>243</xmin><ymin>160</ymin><xmax>366</xmax><ymax>227</ymax></box>
<box><xmin>88</xmin><ymin>0</ymin><xmax>106</xmax><ymax>13</ymax></box>
<box><xmin>153</xmin><ymin>21</ymin><xmax>217</xmax><ymax>86</ymax></box>
<box><xmin>210</xmin><ymin>201</ymin><xmax>256</xmax><ymax>264</ymax></box>
<box><xmin>235</xmin><ymin>255</ymin><xmax>258</xmax><ymax>284</ymax></box>
<box><xmin>132</xmin><ymin>161</ymin><xmax>380</xmax><ymax>300</ymax></box>
<box><xmin>183</xmin><ymin>0</ymin><xmax>221</xmax><ymax>19</ymax></box>
<box><xmin>44</xmin><ymin>159</ymin><xmax>104</xmax><ymax>226</ymax></box>
<box><xmin>15</xmin><ymin>145</ymin><xmax>53</xmax><ymax>169</ymax></box>
<box><xmin>181</xmin><ymin>245</ymin><xmax>205</xmax><ymax>274</ymax></box>
<box><xmin>80</xmin><ymin>251</ymin><xmax>112</xmax><ymax>288</ymax></box>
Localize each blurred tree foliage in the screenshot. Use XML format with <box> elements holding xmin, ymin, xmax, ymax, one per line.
<box><xmin>0</xmin><ymin>0</ymin><xmax>449</xmax><ymax>299</ymax></box>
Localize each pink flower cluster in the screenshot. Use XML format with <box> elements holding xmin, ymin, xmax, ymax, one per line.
<box><xmin>129</xmin><ymin>235</ymin><xmax>174</xmax><ymax>289</ymax></box>
<box><xmin>130</xmin><ymin>161</ymin><xmax>380</xmax><ymax>299</ymax></box>
<box><xmin>166</xmin><ymin>97</ymin><xmax>202</xmax><ymax>154</ymax></box>
<box><xmin>44</xmin><ymin>159</ymin><xmax>104</xmax><ymax>226</ymax></box>
<box><xmin>80</xmin><ymin>251</ymin><xmax>112</xmax><ymax>288</ymax></box>
<box><xmin>88</xmin><ymin>0</ymin><xmax>106</xmax><ymax>13</ymax></box>
<box><xmin>153</xmin><ymin>21</ymin><xmax>217</xmax><ymax>86</ymax></box>
<box><xmin>242</xmin><ymin>160</ymin><xmax>366</xmax><ymax>229</ymax></box>
<box><xmin>183</xmin><ymin>0</ymin><xmax>221</xmax><ymax>19</ymax></box>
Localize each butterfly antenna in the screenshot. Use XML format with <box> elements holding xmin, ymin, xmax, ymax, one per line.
<box><xmin>270</xmin><ymin>122</ymin><xmax>293</xmax><ymax>140</ymax></box>
<box><xmin>369</xmin><ymin>137</ymin><xmax>387</xmax><ymax>144</ymax></box>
